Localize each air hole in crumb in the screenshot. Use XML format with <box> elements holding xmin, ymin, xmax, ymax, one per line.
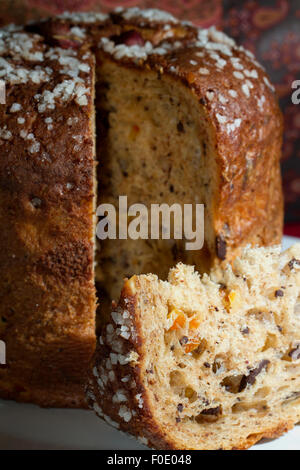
<box><xmin>294</xmin><ymin>302</ymin><xmax>300</xmax><ymax>317</ymax></box>
<box><xmin>247</xmin><ymin>308</ymin><xmax>274</xmax><ymax>322</ymax></box>
<box><xmin>282</xmin><ymin>391</ymin><xmax>300</xmax><ymax>407</ymax></box>
<box><xmin>232</xmin><ymin>400</ymin><xmax>268</xmax><ymax>414</ymax></box>
<box><xmin>169</xmin><ymin>370</ymin><xmax>186</xmax><ymax>395</ymax></box>
<box><xmin>278</xmin><ymin>385</ymin><xmax>289</xmax><ymax>392</ymax></box>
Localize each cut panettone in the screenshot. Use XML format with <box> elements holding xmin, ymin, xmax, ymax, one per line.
<box><xmin>87</xmin><ymin>244</ymin><xmax>300</xmax><ymax>450</ymax></box>
<box><xmin>0</xmin><ymin>8</ymin><xmax>283</xmax><ymax>407</ymax></box>
<box><xmin>36</xmin><ymin>8</ymin><xmax>283</xmax><ymax>306</ymax></box>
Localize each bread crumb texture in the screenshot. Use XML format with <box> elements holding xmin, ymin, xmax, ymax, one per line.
<box><xmin>87</xmin><ymin>244</ymin><xmax>300</xmax><ymax>450</ymax></box>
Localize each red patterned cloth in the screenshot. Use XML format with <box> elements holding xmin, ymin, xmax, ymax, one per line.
<box><xmin>0</xmin><ymin>0</ymin><xmax>222</xmax><ymax>27</ymax></box>
<box><xmin>223</xmin><ymin>0</ymin><xmax>300</xmax><ymax>228</ymax></box>
<box><xmin>0</xmin><ymin>0</ymin><xmax>299</xmax><ymax>233</ymax></box>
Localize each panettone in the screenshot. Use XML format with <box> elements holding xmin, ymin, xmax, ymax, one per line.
<box><xmin>87</xmin><ymin>244</ymin><xmax>300</xmax><ymax>450</ymax></box>
<box><xmin>0</xmin><ymin>8</ymin><xmax>283</xmax><ymax>407</ymax></box>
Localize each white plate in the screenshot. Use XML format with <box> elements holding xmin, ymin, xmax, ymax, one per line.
<box><xmin>0</xmin><ymin>235</ymin><xmax>299</xmax><ymax>450</ymax></box>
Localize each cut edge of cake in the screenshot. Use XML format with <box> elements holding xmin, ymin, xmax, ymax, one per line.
<box><xmin>87</xmin><ymin>244</ymin><xmax>300</xmax><ymax>449</ymax></box>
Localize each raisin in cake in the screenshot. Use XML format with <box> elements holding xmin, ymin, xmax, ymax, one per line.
<box><xmin>0</xmin><ymin>8</ymin><xmax>283</xmax><ymax>407</ymax></box>
<box><xmin>87</xmin><ymin>244</ymin><xmax>300</xmax><ymax>450</ymax></box>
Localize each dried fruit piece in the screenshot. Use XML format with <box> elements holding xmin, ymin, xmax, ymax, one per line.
<box><xmin>275</xmin><ymin>289</ymin><xmax>284</xmax><ymax>298</ymax></box>
<box><xmin>228</xmin><ymin>290</ymin><xmax>237</xmax><ymax>305</ymax></box>
<box><xmin>168</xmin><ymin>308</ymin><xmax>186</xmax><ymax>331</ymax></box>
<box><xmin>201</xmin><ymin>405</ymin><xmax>222</xmax><ymax>416</ymax></box>
<box><xmin>241</xmin><ymin>326</ymin><xmax>250</xmax><ymax>335</ymax></box>
<box><xmin>221</xmin><ymin>288</ymin><xmax>241</xmax><ymax>312</ymax></box>
<box><xmin>196</xmin><ymin>405</ymin><xmax>222</xmax><ymax>423</ymax></box>
<box><xmin>184</xmin><ymin>339</ymin><xmax>201</xmax><ymax>354</ymax></box>
<box><xmin>189</xmin><ymin>316</ymin><xmax>202</xmax><ymax>330</ymax></box>
<box><xmin>54</xmin><ymin>36</ymin><xmax>82</xmax><ymax>49</ymax></box>
<box><xmin>221</xmin><ymin>374</ymin><xmax>244</xmax><ymax>393</ymax></box>
<box><xmin>112</xmin><ymin>30</ymin><xmax>145</xmax><ymax>46</ymax></box>
<box><xmin>179</xmin><ymin>336</ymin><xmax>188</xmax><ymax>345</ymax></box>
<box><xmin>239</xmin><ymin>360</ymin><xmax>270</xmax><ymax>392</ymax></box>
<box><xmin>289</xmin><ymin>344</ymin><xmax>300</xmax><ymax>361</ymax></box>
<box><xmin>185</xmin><ymin>387</ymin><xmax>198</xmax><ymax>402</ymax></box>
<box><xmin>191</xmin><ymin>339</ymin><xmax>208</xmax><ymax>358</ymax></box>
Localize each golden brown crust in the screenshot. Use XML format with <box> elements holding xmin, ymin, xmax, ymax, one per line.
<box><xmin>0</xmin><ymin>28</ymin><xmax>96</xmax><ymax>407</ymax></box>
<box><xmin>233</xmin><ymin>421</ymin><xmax>294</xmax><ymax>450</ymax></box>
<box><xmin>86</xmin><ymin>285</ymin><xmax>176</xmax><ymax>449</ymax></box>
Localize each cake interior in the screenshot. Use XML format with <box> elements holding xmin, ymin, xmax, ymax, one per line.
<box><xmin>128</xmin><ymin>246</ymin><xmax>300</xmax><ymax>449</ymax></box>
<box><xmin>94</xmin><ymin>57</ymin><xmax>217</xmax><ymax>307</ymax></box>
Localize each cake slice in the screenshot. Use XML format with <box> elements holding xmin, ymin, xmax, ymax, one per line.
<box><xmin>87</xmin><ymin>244</ymin><xmax>300</xmax><ymax>449</ymax></box>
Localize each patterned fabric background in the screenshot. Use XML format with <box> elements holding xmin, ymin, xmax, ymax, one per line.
<box><xmin>0</xmin><ymin>0</ymin><xmax>299</xmax><ymax>231</ymax></box>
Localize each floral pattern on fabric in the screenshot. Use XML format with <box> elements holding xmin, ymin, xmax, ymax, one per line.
<box><xmin>224</xmin><ymin>0</ymin><xmax>300</xmax><ymax>224</ymax></box>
